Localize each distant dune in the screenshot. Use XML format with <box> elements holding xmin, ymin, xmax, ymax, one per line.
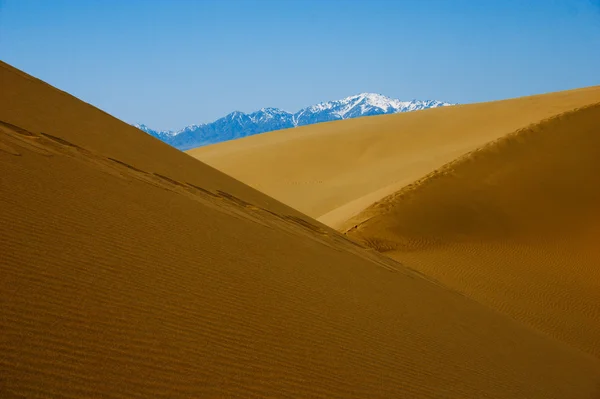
<box><xmin>344</xmin><ymin>104</ymin><xmax>600</xmax><ymax>359</ymax></box>
<box><xmin>189</xmin><ymin>85</ymin><xmax>600</xmax><ymax>229</ymax></box>
<box><xmin>2</xmin><ymin>61</ymin><xmax>600</xmax><ymax>398</ymax></box>
<box><xmin>189</xmin><ymin>82</ymin><xmax>600</xmax><ymax>374</ymax></box>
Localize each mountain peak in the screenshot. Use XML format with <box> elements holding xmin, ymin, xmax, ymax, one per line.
<box><xmin>134</xmin><ymin>123</ymin><xmax>152</xmax><ymax>131</ymax></box>
<box><xmin>258</xmin><ymin>107</ymin><xmax>286</xmax><ymax>113</ymax></box>
<box><xmin>355</xmin><ymin>92</ymin><xmax>389</xmax><ymax>99</ymax></box>
<box><xmin>175</xmin><ymin>123</ymin><xmax>205</xmax><ymax>134</ymax></box>
<box><xmin>136</xmin><ymin>93</ymin><xmax>455</xmax><ymax>150</ymax></box>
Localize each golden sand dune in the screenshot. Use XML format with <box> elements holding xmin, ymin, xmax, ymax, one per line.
<box><xmin>189</xmin><ymin>85</ymin><xmax>600</xmax><ymax>228</ymax></box>
<box><xmin>345</xmin><ymin>104</ymin><xmax>600</xmax><ymax>359</ymax></box>
<box><xmin>2</xmin><ymin>62</ymin><xmax>600</xmax><ymax>398</ymax></box>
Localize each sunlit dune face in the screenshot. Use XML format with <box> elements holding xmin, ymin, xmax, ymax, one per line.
<box><xmin>344</xmin><ymin>103</ymin><xmax>600</xmax><ymax>358</ymax></box>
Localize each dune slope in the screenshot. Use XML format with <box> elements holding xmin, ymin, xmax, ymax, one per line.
<box><xmin>345</xmin><ymin>104</ymin><xmax>600</xmax><ymax>359</ymax></box>
<box><xmin>189</xmin><ymin>85</ymin><xmax>600</xmax><ymax>227</ymax></box>
<box><xmin>2</xmin><ymin>61</ymin><xmax>600</xmax><ymax>398</ymax></box>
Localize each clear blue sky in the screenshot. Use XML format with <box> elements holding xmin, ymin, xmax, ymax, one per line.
<box><xmin>1</xmin><ymin>0</ymin><xmax>599</xmax><ymax>130</ymax></box>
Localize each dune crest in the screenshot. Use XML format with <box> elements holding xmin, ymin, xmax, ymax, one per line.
<box><xmin>189</xmin><ymin>85</ymin><xmax>600</xmax><ymax>227</ymax></box>
<box><xmin>346</xmin><ymin>104</ymin><xmax>600</xmax><ymax>358</ymax></box>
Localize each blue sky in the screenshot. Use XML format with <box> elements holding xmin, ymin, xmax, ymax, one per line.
<box><xmin>1</xmin><ymin>0</ymin><xmax>599</xmax><ymax>130</ymax></box>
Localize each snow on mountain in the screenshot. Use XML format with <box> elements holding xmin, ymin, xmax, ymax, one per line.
<box><xmin>137</xmin><ymin>93</ymin><xmax>454</xmax><ymax>150</ymax></box>
<box><xmin>292</xmin><ymin>93</ymin><xmax>451</xmax><ymax>126</ymax></box>
<box><xmin>134</xmin><ymin>124</ymin><xmax>176</xmax><ymax>140</ymax></box>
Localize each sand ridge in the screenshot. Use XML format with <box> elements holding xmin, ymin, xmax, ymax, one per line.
<box><xmin>345</xmin><ymin>103</ymin><xmax>600</xmax><ymax>359</ymax></box>
<box><xmin>189</xmin><ymin>85</ymin><xmax>600</xmax><ymax>227</ymax></box>
<box><xmin>3</xmin><ymin>61</ymin><xmax>600</xmax><ymax>398</ymax></box>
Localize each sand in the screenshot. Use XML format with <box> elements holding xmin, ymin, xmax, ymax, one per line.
<box><xmin>344</xmin><ymin>104</ymin><xmax>600</xmax><ymax>360</ymax></box>
<box><xmin>189</xmin><ymin>85</ymin><xmax>600</xmax><ymax>229</ymax></box>
<box><xmin>190</xmin><ymin>82</ymin><xmax>600</xmax><ymax>359</ymax></box>
<box><xmin>2</xmin><ymin>62</ymin><xmax>600</xmax><ymax>398</ymax></box>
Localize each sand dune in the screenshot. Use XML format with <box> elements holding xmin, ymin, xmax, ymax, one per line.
<box><xmin>189</xmin><ymin>85</ymin><xmax>600</xmax><ymax>228</ymax></box>
<box><xmin>345</xmin><ymin>104</ymin><xmax>600</xmax><ymax>359</ymax></box>
<box><xmin>2</xmin><ymin>62</ymin><xmax>600</xmax><ymax>398</ymax></box>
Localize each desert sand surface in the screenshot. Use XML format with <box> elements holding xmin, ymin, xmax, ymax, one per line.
<box><xmin>190</xmin><ymin>82</ymin><xmax>600</xmax><ymax>361</ymax></box>
<box><xmin>189</xmin><ymin>85</ymin><xmax>600</xmax><ymax>228</ymax></box>
<box><xmin>345</xmin><ymin>104</ymin><xmax>600</xmax><ymax>360</ymax></box>
<box><xmin>2</xmin><ymin>61</ymin><xmax>600</xmax><ymax>398</ymax></box>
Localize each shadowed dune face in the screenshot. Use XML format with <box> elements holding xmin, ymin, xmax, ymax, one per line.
<box><xmin>189</xmin><ymin>86</ymin><xmax>600</xmax><ymax>227</ymax></box>
<box><xmin>2</xmin><ymin>62</ymin><xmax>600</xmax><ymax>398</ymax></box>
<box><xmin>346</xmin><ymin>104</ymin><xmax>600</xmax><ymax>359</ymax></box>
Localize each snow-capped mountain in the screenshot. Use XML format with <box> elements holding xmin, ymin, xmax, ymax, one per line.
<box><xmin>291</xmin><ymin>93</ymin><xmax>451</xmax><ymax>126</ymax></box>
<box><xmin>136</xmin><ymin>93</ymin><xmax>454</xmax><ymax>150</ymax></box>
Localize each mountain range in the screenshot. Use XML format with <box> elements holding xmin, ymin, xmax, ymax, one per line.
<box><xmin>136</xmin><ymin>93</ymin><xmax>454</xmax><ymax>150</ymax></box>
